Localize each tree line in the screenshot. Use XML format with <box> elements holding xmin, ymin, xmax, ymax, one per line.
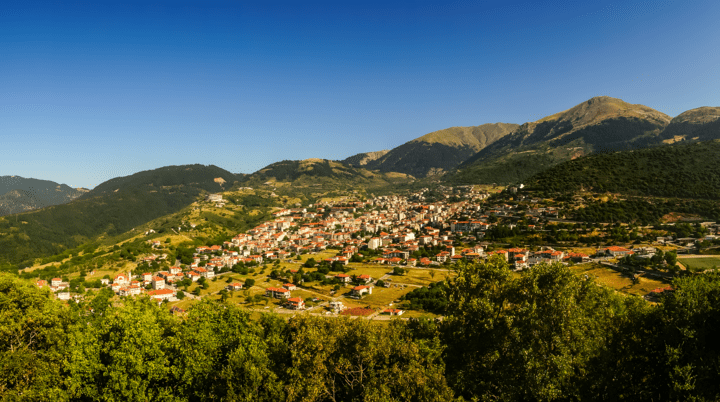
<box><xmin>2</xmin><ymin>256</ymin><xmax>720</xmax><ymax>401</ymax></box>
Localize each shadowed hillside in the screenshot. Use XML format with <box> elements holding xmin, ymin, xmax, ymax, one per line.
<box><xmin>0</xmin><ymin>176</ymin><xmax>87</xmax><ymax>216</ymax></box>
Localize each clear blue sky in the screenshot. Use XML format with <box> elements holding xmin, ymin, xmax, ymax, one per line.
<box><xmin>2</xmin><ymin>0</ymin><xmax>719</xmax><ymax>188</ymax></box>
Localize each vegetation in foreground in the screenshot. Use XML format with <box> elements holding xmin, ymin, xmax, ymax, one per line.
<box><xmin>3</xmin><ymin>256</ymin><xmax>720</xmax><ymax>401</ymax></box>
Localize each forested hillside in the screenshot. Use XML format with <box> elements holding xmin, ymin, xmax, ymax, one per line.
<box><xmin>528</xmin><ymin>140</ymin><xmax>720</xmax><ymax>198</ymax></box>
<box><xmin>4</xmin><ymin>258</ymin><xmax>720</xmax><ymax>401</ymax></box>
<box><xmin>0</xmin><ymin>165</ymin><xmax>238</xmax><ymax>268</ymax></box>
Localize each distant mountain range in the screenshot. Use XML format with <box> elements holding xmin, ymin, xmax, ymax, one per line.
<box><xmin>0</xmin><ymin>176</ymin><xmax>88</xmax><ymax>216</ymax></box>
<box><xmin>3</xmin><ymin>95</ymin><xmax>719</xmax><ymax>268</ymax></box>
<box><xmin>345</xmin><ymin>96</ymin><xmax>719</xmax><ymax>185</ymax></box>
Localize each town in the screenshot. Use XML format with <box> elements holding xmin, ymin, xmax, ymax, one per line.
<box><xmin>36</xmin><ymin>185</ymin><xmax>720</xmax><ymax>316</ymax></box>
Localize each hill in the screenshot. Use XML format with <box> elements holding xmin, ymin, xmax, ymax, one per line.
<box><xmin>244</xmin><ymin>158</ymin><xmax>413</xmax><ymax>186</ymax></box>
<box><xmin>0</xmin><ymin>165</ymin><xmax>239</xmax><ymax>268</ymax></box>
<box><xmin>450</xmin><ymin>96</ymin><xmax>671</xmax><ymax>184</ymax></box>
<box><xmin>240</xmin><ymin>158</ymin><xmax>416</xmax><ymax>203</ymax></box>
<box><xmin>343</xmin><ymin>123</ymin><xmax>518</xmax><ymax>177</ymax></box>
<box><xmin>659</xmin><ymin>106</ymin><xmax>720</xmax><ymax>144</ymax></box>
<box><xmin>341</xmin><ymin>150</ymin><xmax>390</xmax><ymax>167</ymax></box>
<box><xmin>526</xmin><ymin>139</ymin><xmax>720</xmax><ymax>199</ymax></box>
<box><xmin>0</xmin><ymin>176</ymin><xmax>87</xmax><ymax>216</ymax></box>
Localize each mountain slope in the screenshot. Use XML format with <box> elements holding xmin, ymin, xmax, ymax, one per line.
<box><xmin>343</xmin><ymin>123</ymin><xmax>518</xmax><ymax>177</ymax></box>
<box><xmin>658</xmin><ymin>106</ymin><xmax>720</xmax><ymax>144</ymax></box>
<box><xmin>0</xmin><ymin>165</ymin><xmax>239</xmax><ymax>267</ymax></box>
<box><xmin>450</xmin><ymin>96</ymin><xmax>671</xmax><ymax>184</ymax></box>
<box><xmin>0</xmin><ymin>176</ymin><xmax>87</xmax><ymax>216</ymax></box>
<box><xmin>527</xmin><ymin>139</ymin><xmax>720</xmax><ymax>199</ymax></box>
<box><xmin>245</xmin><ymin>158</ymin><xmax>413</xmax><ymax>187</ymax></box>
<box><xmin>341</xmin><ymin>150</ymin><xmax>390</xmax><ymax>167</ymax></box>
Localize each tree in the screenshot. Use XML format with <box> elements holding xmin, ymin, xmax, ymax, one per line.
<box><xmin>176</xmin><ymin>290</ymin><xmax>185</xmax><ymax>300</ymax></box>
<box><xmin>245</xmin><ymin>279</ymin><xmax>256</xmax><ymax>288</ymax></box>
<box><xmin>219</xmin><ymin>289</ymin><xmax>229</xmax><ymax>303</ymax></box>
<box><xmin>443</xmin><ymin>256</ymin><xmax>625</xmax><ymax>400</ymax></box>
<box><xmin>376</xmin><ymin>279</ymin><xmax>385</xmax><ymax>288</ymax></box>
<box><xmin>0</xmin><ymin>274</ymin><xmax>70</xmax><ymax>399</ymax></box>
<box><xmin>66</xmin><ymin>297</ymin><xmax>177</xmax><ymax>400</ymax></box>
<box><xmin>303</xmin><ymin>258</ymin><xmax>317</xmax><ymax>268</ymax></box>
<box><xmin>393</xmin><ymin>266</ymin><xmax>405</xmax><ymax>276</ymax></box>
<box><xmin>284</xmin><ymin>316</ymin><xmax>453</xmax><ymax>401</ymax></box>
<box><xmin>665</xmin><ymin>251</ymin><xmax>678</xmax><ymax>267</ymax></box>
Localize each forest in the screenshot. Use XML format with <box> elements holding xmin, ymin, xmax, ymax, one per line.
<box><xmin>528</xmin><ymin>139</ymin><xmax>720</xmax><ymax>199</ymax></box>
<box><xmin>3</xmin><ymin>256</ymin><xmax>720</xmax><ymax>401</ymax></box>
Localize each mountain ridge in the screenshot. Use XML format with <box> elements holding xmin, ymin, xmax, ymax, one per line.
<box><xmin>449</xmin><ymin>96</ymin><xmax>672</xmax><ymax>184</ymax></box>
<box><xmin>343</xmin><ymin>122</ymin><xmax>518</xmax><ymax>177</ymax></box>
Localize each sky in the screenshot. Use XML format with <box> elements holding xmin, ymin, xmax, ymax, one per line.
<box><xmin>1</xmin><ymin>0</ymin><xmax>719</xmax><ymax>188</ymax></box>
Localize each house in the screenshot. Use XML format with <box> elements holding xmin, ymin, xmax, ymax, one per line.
<box><xmin>351</xmin><ymin>285</ymin><xmax>373</xmax><ymax>297</ymax></box>
<box><xmin>36</xmin><ymin>279</ymin><xmax>47</xmax><ymax>287</ymax></box>
<box><xmin>335</xmin><ymin>273</ymin><xmax>351</xmax><ymax>283</ymax></box>
<box><xmin>186</xmin><ymin>271</ymin><xmax>201</xmax><ymax>282</ymax></box>
<box><xmin>169</xmin><ymin>266</ymin><xmax>182</xmax><ymax>275</ymax></box>
<box><xmin>283</xmin><ymin>283</ymin><xmax>298</xmax><ymax>291</ymax></box>
<box><xmin>600</xmin><ymin>246</ymin><xmax>634</xmax><ymax>257</ymax></box>
<box><xmin>147</xmin><ymin>288</ymin><xmax>175</xmax><ymax>301</ymax></box>
<box><xmin>113</xmin><ymin>274</ymin><xmax>130</xmax><ymax>286</ymax></box>
<box><xmin>382</xmin><ymin>308</ymin><xmax>404</xmax><ymax>316</ymax></box>
<box><xmin>51</xmin><ymin>278</ymin><xmax>62</xmax><ymax>287</ymax></box>
<box><xmin>100</xmin><ymin>278</ymin><xmax>109</xmax><ymax>285</ymax></box>
<box><xmin>227</xmin><ymin>282</ymin><xmax>243</xmax><ymax>291</ymax></box>
<box><xmin>120</xmin><ymin>285</ymin><xmax>143</xmax><ymax>297</ymax></box>
<box><xmin>143</xmin><ymin>273</ymin><xmax>153</xmax><ymax>282</ymax></box>
<box><xmin>57</xmin><ymin>292</ymin><xmax>71</xmax><ymax>301</ymax></box>
<box><xmin>152</xmin><ymin>276</ymin><xmax>165</xmax><ymax>290</ymax></box>
<box><xmin>265</xmin><ymin>287</ymin><xmax>291</xmax><ymax>299</ymax></box>
<box><xmin>329</xmin><ymin>301</ymin><xmax>345</xmax><ymax>312</ymax></box>
<box><xmin>286</xmin><ymin>297</ymin><xmax>305</xmax><ymax>310</ymax></box>
<box><xmin>357</xmin><ymin>274</ymin><xmax>373</xmax><ymax>284</ymax></box>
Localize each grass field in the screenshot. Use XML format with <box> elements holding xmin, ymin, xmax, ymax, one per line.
<box><xmin>570</xmin><ymin>263</ymin><xmax>670</xmax><ymax>297</ymax></box>
<box><xmin>679</xmin><ymin>257</ymin><xmax>720</xmax><ymax>271</ymax></box>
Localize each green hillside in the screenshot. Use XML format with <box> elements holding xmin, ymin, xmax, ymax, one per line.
<box><xmin>527</xmin><ymin>139</ymin><xmax>720</xmax><ymax>199</ymax></box>
<box><xmin>449</xmin><ymin>97</ymin><xmax>671</xmax><ymax>184</ymax></box>
<box><xmin>0</xmin><ymin>165</ymin><xmax>239</xmax><ymax>268</ymax></box>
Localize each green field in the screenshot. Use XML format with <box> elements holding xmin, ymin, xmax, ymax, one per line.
<box><xmin>680</xmin><ymin>257</ymin><xmax>720</xmax><ymax>271</ymax></box>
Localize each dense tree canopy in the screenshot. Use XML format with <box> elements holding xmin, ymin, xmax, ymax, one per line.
<box><xmin>3</xmin><ymin>261</ymin><xmax>720</xmax><ymax>401</ymax></box>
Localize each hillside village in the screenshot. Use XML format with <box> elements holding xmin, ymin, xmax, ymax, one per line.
<box><xmin>36</xmin><ymin>185</ymin><xmax>720</xmax><ymax>314</ymax></box>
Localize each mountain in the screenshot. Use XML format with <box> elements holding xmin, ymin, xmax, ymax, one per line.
<box><xmin>244</xmin><ymin>158</ymin><xmax>413</xmax><ymax>189</ymax></box>
<box><xmin>450</xmin><ymin>96</ymin><xmax>672</xmax><ymax>184</ymax></box>
<box><xmin>527</xmin><ymin>139</ymin><xmax>720</xmax><ymax>199</ymax></box>
<box><xmin>658</xmin><ymin>107</ymin><xmax>720</xmax><ymax>144</ymax></box>
<box><xmin>342</xmin><ymin>123</ymin><xmax>518</xmax><ymax>177</ymax></box>
<box><xmin>0</xmin><ymin>165</ymin><xmax>239</xmax><ymax>267</ymax></box>
<box><xmin>0</xmin><ymin>176</ymin><xmax>87</xmax><ymax>216</ymax></box>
